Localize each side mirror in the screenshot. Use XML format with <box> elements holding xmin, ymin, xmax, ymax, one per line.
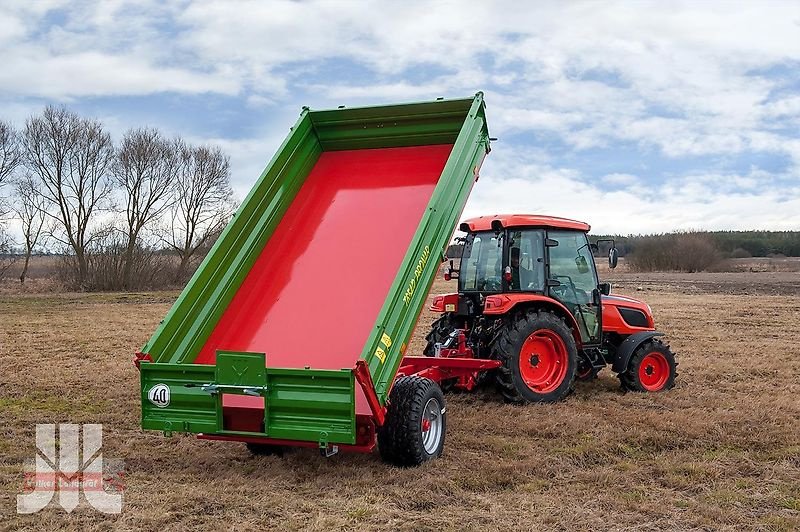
<box><xmin>608</xmin><ymin>247</ymin><xmax>618</xmax><ymax>269</ymax></box>
<box><xmin>598</xmin><ymin>282</ymin><xmax>612</xmax><ymax>296</ymax></box>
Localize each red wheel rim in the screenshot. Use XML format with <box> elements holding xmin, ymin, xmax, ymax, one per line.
<box><xmin>638</xmin><ymin>352</ymin><xmax>670</xmax><ymax>391</ymax></box>
<box><xmin>518</xmin><ymin>329</ymin><xmax>569</xmax><ymax>393</ymax></box>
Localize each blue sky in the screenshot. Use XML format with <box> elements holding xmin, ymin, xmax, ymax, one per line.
<box><xmin>1</xmin><ymin>0</ymin><xmax>799</xmax><ymax>235</ymax></box>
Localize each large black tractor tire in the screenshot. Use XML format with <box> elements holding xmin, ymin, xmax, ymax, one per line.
<box><xmin>619</xmin><ymin>339</ymin><xmax>677</xmax><ymax>392</ymax></box>
<box><xmin>423</xmin><ymin>313</ymin><xmax>458</xmax><ymax>356</ymax></box>
<box><xmin>378</xmin><ymin>376</ymin><xmax>446</xmax><ymax>467</ymax></box>
<box><xmin>493</xmin><ymin>309</ymin><xmax>578</xmax><ymax>403</ymax></box>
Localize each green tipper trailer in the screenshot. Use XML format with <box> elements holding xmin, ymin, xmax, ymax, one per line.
<box><xmin>136</xmin><ymin>93</ymin><xmax>491</xmax><ymax>466</ymax></box>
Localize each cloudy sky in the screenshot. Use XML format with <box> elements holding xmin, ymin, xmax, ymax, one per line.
<box><xmin>2</xmin><ymin>0</ymin><xmax>799</xmax><ymax>234</ymax></box>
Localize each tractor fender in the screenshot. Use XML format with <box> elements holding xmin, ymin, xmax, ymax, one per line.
<box><xmin>612</xmin><ymin>331</ymin><xmax>664</xmax><ymax>373</ymax></box>
<box><xmin>483</xmin><ymin>294</ymin><xmax>583</xmax><ymax>347</ymax></box>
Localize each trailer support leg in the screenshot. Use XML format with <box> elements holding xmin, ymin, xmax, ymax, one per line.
<box><xmin>354</xmin><ymin>359</ymin><xmax>386</xmax><ymax>426</ymax></box>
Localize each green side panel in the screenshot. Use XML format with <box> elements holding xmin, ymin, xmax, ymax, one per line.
<box><xmin>266</xmin><ymin>367</ymin><xmax>355</xmax><ymax>445</ymax></box>
<box><xmin>360</xmin><ymin>93</ymin><xmax>491</xmax><ymax>403</ymax></box>
<box><xmin>310</xmin><ymin>97</ymin><xmax>478</xmax><ymax>150</ymax></box>
<box><xmin>141</xmin><ymin>113</ymin><xmax>321</xmax><ymax>364</ymax></box>
<box><xmin>141</xmin><ymin>352</ymin><xmax>356</xmax><ymax>445</ymax></box>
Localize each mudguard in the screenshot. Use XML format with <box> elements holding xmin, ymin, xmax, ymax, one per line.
<box><xmin>612</xmin><ymin>331</ymin><xmax>664</xmax><ymax>373</ymax></box>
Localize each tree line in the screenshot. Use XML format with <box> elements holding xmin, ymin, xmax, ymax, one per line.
<box><xmin>590</xmin><ymin>230</ymin><xmax>800</xmax><ymax>272</ymax></box>
<box><xmin>592</xmin><ymin>231</ymin><xmax>800</xmax><ymax>259</ymax></box>
<box><xmin>0</xmin><ymin>106</ymin><xmax>236</xmax><ymax>290</ymax></box>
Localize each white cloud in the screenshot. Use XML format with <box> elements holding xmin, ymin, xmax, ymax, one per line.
<box><xmin>465</xmin><ymin>151</ymin><xmax>800</xmax><ymax>234</ymax></box>
<box><xmin>602</xmin><ymin>173</ymin><xmax>639</xmax><ymax>186</ymax></box>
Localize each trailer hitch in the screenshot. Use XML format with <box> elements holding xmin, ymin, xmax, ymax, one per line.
<box><xmin>320</xmin><ymin>445</ymin><xmax>339</xmax><ymax>458</ymax></box>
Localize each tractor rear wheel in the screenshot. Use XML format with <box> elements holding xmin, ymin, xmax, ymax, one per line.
<box><xmin>378</xmin><ymin>376</ymin><xmax>446</xmax><ymax>467</ymax></box>
<box><xmin>619</xmin><ymin>339</ymin><xmax>677</xmax><ymax>392</ymax></box>
<box><xmin>423</xmin><ymin>313</ymin><xmax>461</xmax><ymax>391</ymax></box>
<box><xmin>423</xmin><ymin>313</ymin><xmax>458</xmax><ymax>356</ymax></box>
<box><xmin>493</xmin><ymin>309</ymin><xmax>578</xmax><ymax>403</ymax></box>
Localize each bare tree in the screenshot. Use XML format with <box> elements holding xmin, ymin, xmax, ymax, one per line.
<box><xmin>114</xmin><ymin>128</ymin><xmax>178</xmax><ymax>289</ymax></box>
<box><xmin>22</xmin><ymin>106</ymin><xmax>114</xmax><ymax>288</ymax></box>
<box><xmin>0</xmin><ymin>224</ymin><xmax>14</xmax><ymax>279</ymax></box>
<box><xmin>13</xmin><ymin>174</ymin><xmax>48</xmax><ymax>283</ymax></box>
<box><xmin>0</xmin><ymin>120</ymin><xmax>21</xmax><ymax>219</ymax></box>
<box><xmin>0</xmin><ymin>120</ymin><xmax>20</xmax><ymax>187</ymax></box>
<box><xmin>166</xmin><ymin>143</ymin><xmax>234</xmax><ymax>281</ymax></box>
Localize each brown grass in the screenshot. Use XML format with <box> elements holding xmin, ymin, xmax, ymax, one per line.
<box><xmin>1</xmin><ymin>275</ymin><xmax>799</xmax><ymax>530</ymax></box>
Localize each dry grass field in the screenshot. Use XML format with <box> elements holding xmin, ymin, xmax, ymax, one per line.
<box><xmin>1</xmin><ymin>271</ymin><xmax>799</xmax><ymax>530</ymax></box>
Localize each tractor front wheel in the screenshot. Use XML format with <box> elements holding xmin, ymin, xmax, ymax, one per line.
<box><xmin>494</xmin><ymin>309</ymin><xmax>578</xmax><ymax>403</ymax></box>
<box><xmin>378</xmin><ymin>376</ymin><xmax>446</xmax><ymax>467</ymax></box>
<box><xmin>619</xmin><ymin>339</ymin><xmax>677</xmax><ymax>392</ymax></box>
<box><xmin>576</xmin><ymin>363</ymin><xmax>602</xmax><ymax>381</ymax></box>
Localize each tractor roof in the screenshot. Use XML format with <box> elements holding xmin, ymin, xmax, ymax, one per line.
<box><xmin>460</xmin><ymin>214</ymin><xmax>590</xmax><ymax>232</ymax></box>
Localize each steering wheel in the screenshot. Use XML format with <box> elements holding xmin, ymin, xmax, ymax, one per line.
<box><xmin>481</xmin><ymin>277</ymin><xmax>502</xmax><ymax>291</ymax></box>
<box><xmin>551</xmin><ymin>274</ymin><xmax>579</xmax><ymax>300</ymax></box>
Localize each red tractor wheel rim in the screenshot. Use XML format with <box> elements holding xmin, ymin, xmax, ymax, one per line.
<box><xmin>518</xmin><ymin>329</ymin><xmax>568</xmax><ymax>394</ymax></box>
<box><xmin>638</xmin><ymin>352</ymin><xmax>670</xmax><ymax>391</ymax></box>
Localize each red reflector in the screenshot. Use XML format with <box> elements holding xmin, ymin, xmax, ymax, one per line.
<box><xmin>444</xmin><ymin>272</ymin><xmax>451</xmax><ymax>281</ymax></box>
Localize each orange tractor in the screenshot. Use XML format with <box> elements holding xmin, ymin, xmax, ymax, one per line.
<box><xmin>422</xmin><ymin>214</ymin><xmax>677</xmax><ymax>402</ymax></box>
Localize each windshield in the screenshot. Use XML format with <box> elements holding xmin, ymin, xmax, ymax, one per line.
<box><xmin>459</xmin><ymin>231</ymin><xmax>502</xmax><ymax>291</ymax></box>
<box><xmin>547</xmin><ymin>230</ymin><xmax>598</xmax><ymax>300</ymax></box>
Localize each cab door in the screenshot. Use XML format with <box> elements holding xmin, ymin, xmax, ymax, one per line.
<box><xmin>545</xmin><ymin>230</ymin><xmax>602</xmax><ymax>345</ymax></box>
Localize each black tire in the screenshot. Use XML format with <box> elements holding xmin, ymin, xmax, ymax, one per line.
<box><xmin>378</xmin><ymin>376</ymin><xmax>446</xmax><ymax>467</ymax></box>
<box><xmin>423</xmin><ymin>313</ymin><xmax>458</xmax><ymax>356</ymax></box>
<box><xmin>576</xmin><ymin>361</ymin><xmax>602</xmax><ymax>381</ymax></box>
<box><xmin>423</xmin><ymin>314</ymin><xmax>460</xmax><ymax>391</ymax></box>
<box><xmin>493</xmin><ymin>309</ymin><xmax>578</xmax><ymax>403</ymax></box>
<box><xmin>245</xmin><ymin>443</ymin><xmax>284</xmax><ymax>456</ymax></box>
<box><xmin>619</xmin><ymin>339</ymin><xmax>677</xmax><ymax>392</ymax></box>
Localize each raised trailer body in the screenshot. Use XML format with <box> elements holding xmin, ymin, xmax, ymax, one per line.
<box><xmin>137</xmin><ymin>95</ymin><xmax>491</xmax><ymax>456</ymax></box>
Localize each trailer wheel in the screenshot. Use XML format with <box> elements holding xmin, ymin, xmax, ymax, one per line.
<box><xmin>378</xmin><ymin>376</ymin><xmax>446</xmax><ymax>467</ymax></box>
<box><xmin>619</xmin><ymin>339</ymin><xmax>677</xmax><ymax>392</ymax></box>
<box><xmin>493</xmin><ymin>309</ymin><xmax>578</xmax><ymax>403</ymax></box>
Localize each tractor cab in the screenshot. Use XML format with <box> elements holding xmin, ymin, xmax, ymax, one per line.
<box><xmin>448</xmin><ymin>215</ymin><xmax>615</xmax><ymax>345</ymax></box>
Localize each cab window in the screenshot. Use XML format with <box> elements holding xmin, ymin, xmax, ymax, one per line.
<box><xmin>460</xmin><ymin>232</ymin><xmax>502</xmax><ymax>291</ymax></box>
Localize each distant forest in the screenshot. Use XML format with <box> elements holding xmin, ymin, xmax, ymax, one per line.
<box><xmin>590</xmin><ymin>231</ymin><xmax>800</xmax><ymax>258</ymax></box>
